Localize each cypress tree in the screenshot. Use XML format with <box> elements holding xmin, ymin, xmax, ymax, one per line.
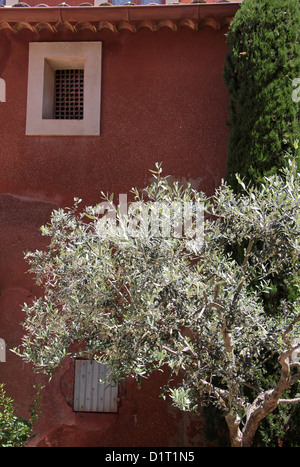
<box><xmin>222</xmin><ymin>0</ymin><xmax>300</xmax><ymax>446</ymax></box>
<box><xmin>223</xmin><ymin>0</ymin><xmax>300</xmax><ymax>191</ymax></box>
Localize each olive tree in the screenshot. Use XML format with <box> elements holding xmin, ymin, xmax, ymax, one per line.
<box><xmin>14</xmin><ymin>160</ymin><xmax>300</xmax><ymax>447</ymax></box>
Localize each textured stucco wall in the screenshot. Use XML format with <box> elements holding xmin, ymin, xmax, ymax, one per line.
<box><xmin>0</xmin><ymin>23</ymin><xmax>230</xmax><ymax>446</ymax></box>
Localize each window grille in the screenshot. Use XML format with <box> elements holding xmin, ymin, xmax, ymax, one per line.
<box><xmin>54</xmin><ymin>69</ymin><xmax>84</xmax><ymax>120</ymax></box>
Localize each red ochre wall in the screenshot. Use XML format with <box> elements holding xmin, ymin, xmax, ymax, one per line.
<box><xmin>0</xmin><ymin>24</ymin><xmax>230</xmax><ymax>447</ymax></box>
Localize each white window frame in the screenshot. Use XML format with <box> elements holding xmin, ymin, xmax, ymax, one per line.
<box><xmin>0</xmin><ymin>338</ymin><xmax>5</xmax><ymax>362</ymax></box>
<box><xmin>26</xmin><ymin>42</ymin><xmax>102</xmax><ymax>136</ymax></box>
<box><xmin>0</xmin><ymin>78</ymin><xmax>5</xmax><ymax>102</ymax></box>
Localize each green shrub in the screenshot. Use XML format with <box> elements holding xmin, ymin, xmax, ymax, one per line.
<box><xmin>0</xmin><ymin>383</ymin><xmax>43</xmax><ymax>447</ymax></box>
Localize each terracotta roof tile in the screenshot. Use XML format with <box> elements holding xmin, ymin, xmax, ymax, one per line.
<box><xmin>0</xmin><ymin>1</ymin><xmax>241</xmax><ymax>33</ymax></box>
<box><xmin>4</xmin><ymin>0</ymin><xmax>242</xmax><ymax>6</ymax></box>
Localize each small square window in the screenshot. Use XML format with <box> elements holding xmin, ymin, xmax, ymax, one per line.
<box><xmin>26</xmin><ymin>42</ymin><xmax>102</xmax><ymax>136</ymax></box>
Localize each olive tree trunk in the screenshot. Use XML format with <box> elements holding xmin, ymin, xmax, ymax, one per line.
<box><xmin>225</xmin><ymin>347</ymin><xmax>300</xmax><ymax>447</ymax></box>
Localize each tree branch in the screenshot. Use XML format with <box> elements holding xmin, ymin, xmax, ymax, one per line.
<box><xmin>199</xmin><ymin>378</ymin><xmax>230</xmax><ymax>404</ymax></box>
<box><xmin>282</xmin><ymin>314</ymin><xmax>300</xmax><ymax>346</ymax></box>
<box><xmin>243</xmin><ymin>381</ymin><xmax>263</xmax><ymax>393</ymax></box>
<box><xmin>206</xmin><ymin>302</ymin><xmax>224</xmax><ymax>311</ymax></box>
<box><xmin>162</xmin><ymin>345</ymin><xmax>179</xmax><ymax>356</ymax></box>
<box><xmin>232</xmin><ymin>236</ymin><xmax>254</xmax><ymax>307</ymax></box>
<box><xmin>278</xmin><ymin>398</ymin><xmax>300</xmax><ymax>404</ymax></box>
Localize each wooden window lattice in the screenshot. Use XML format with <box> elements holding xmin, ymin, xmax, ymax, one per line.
<box><xmin>54</xmin><ymin>69</ymin><xmax>84</xmax><ymax>120</ymax></box>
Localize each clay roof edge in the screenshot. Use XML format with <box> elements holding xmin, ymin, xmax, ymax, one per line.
<box><xmin>0</xmin><ymin>3</ymin><xmax>241</xmax><ymax>25</ymax></box>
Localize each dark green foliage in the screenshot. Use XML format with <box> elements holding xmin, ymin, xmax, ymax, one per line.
<box><xmin>254</xmin><ymin>399</ymin><xmax>300</xmax><ymax>447</ymax></box>
<box><xmin>223</xmin><ymin>0</ymin><xmax>300</xmax><ymax>191</ymax></box>
<box><xmin>0</xmin><ymin>383</ymin><xmax>43</xmax><ymax>447</ymax></box>
<box><xmin>203</xmin><ymin>405</ymin><xmax>230</xmax><ymax>447</ymax></box>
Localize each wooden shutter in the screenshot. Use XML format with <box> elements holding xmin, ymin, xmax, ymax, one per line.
<box><xmin>73</xmin><ymin>360</ymin><xmax>118</xmax><ymax>413</ymax></box>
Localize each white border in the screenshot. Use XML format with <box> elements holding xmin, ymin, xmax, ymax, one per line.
<box><xmin>26</xmin><ymin>42</ymin><xmax>102</xmax><ymax>136</ymax></box>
